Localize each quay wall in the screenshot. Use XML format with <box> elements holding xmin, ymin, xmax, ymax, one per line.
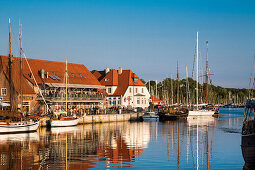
<box><xmin>39</xmin><ymin>113</ymin><xmax>139</xmax><ymax>126</ymax></box>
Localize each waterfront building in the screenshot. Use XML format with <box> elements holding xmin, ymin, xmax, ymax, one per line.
<box><xmin>93</xmin><ymin>67</ymin><xmax>150</xmax><ymax>109</ymax></box>
<box><xmin>0</xmin><ymin>55</ymin><xmax>106</xmax><ymax>114</ymax></box>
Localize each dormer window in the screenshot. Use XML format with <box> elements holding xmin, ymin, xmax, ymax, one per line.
<box><xmin>105</xmin><ymin>78</ymin><xmax>109</xmax><ymax>81</ymax></box>
<box><xmin>80</xmin><ymin>74</ymin><xmax>83</xmax><ymax>78</ymax></box>
<box><xmin>72</xmin><ymin>73</ymin><xmax>75</xmax><ymax>77</ymax></box>
<box><xmin>134</xmin><ymin>77</ymin><xmax>138</xmax><ymax>84</ymax></box>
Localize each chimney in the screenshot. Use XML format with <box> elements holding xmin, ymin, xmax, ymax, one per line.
<box><xmin>40</xmin><ymin>69</ymin><xmax>45</xmax><ymax>79</ymax></box>
<box><xmin>105</xmin><ymin>68</ymin><xmax>110</xmax><ymax>74</ymax></box>
<box><xmin>118</xmin><ymin>67</ymin><xmax>122</xmax><ymax>75</ymax></box>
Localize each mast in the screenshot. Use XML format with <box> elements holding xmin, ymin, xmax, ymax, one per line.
<box><xmin>177</xmin><ymin>61</ymin><xmax>179</xmax><ymax>108</ymax></box>
<box><xmin>186</xmin><ymin>64</ymin><xmax>189</xmax><ymax>107</ymax></box>
<box><xmin>171</xmin><ymin>75</ymin><xmax>173</xmax><ymax>105</ymax></box>
<box><xmin>20</xmin><ymin>24</ymin><xmax>23</xmax><ymax>112</ymax></box>
<box><xmin>66</xmin><ymin>58</ymin><xmax>68</xmax><ymax>114</ymax></box>
<box><xmin>206</xmin><ymin>41</ymin><xmax>209</xmax><ymax>104</ymax></box>
<box><xmin>149</xmin><ymin>80</ymin><xmax>150</xmax><ymax>94</ymax></box>
<box><xmin>8</xmin><ymin>18</ymin><xmax>14</xmax><ymax>112</ymax></box>
<box><xmin>156</xmin><ymin>80</ymin><xmax>157</xmax><ymax>99</ymax></box>
<box><xmin>196</xmin><ymin>32</ymin><xmax>199</xmax><ymax>110</ymax></box>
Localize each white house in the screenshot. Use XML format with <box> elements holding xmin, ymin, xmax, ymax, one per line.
<box><xmin>93</xmin><ymin>67</ymin><xmax>150</xmax><ymax>109</ymax></box>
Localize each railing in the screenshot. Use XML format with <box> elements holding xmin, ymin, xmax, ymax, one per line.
<box><xmin>36</xmin><ymin>93</ymin><xmax>106</xmax><ymax>101</ymax></box>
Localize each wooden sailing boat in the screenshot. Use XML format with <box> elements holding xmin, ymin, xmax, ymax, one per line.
<box><xmin>0</xmin><ymin>19</ymin><xmax>39</xmax><ymax>134</ymax></box>
<box><xmin>189</xmin><ymin>32</ymin><xmax>215</xmax><ymax>116</ymax></box>
<box><xmin>50</xmin><ymin>58</ymin><xmax>79</xmax><ymax>127</ymax></box>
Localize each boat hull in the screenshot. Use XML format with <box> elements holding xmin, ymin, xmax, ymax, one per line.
<box><xmin>0</xmin><ymin>121</ymin><xmax>40</xmax><ymax>134</ymax></box>
<box><xmin>142</xmin><ymin>116</ymin><xmax>159</xmax><ymax>121</ymax></box>
<box><xmin>188</xmin><ymin>110</ymin><xmax>214</xmax><ymax>116</ymax></box>
<box><xmin>51</xmin><ymin>119</ymin><xmax>79</xmax><ymax>127</ymax></box>
<box><xmin>242</xmin><ymin>133</ymin><xmax>255</xmax><ymax>168</ymax></box>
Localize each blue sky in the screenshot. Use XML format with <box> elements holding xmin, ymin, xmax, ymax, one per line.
<box><xmin>0</xmin><ymin>0</ymin><xmax>255</xmax><ymax>88</ymax></box>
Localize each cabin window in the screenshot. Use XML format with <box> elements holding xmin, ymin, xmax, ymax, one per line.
<box><xmin>1</xmin><ymin>88</ymin><xmax>7</xmax><ymax>96</ymax></box>
<box><xmin>134</xmin><ymin>78</ymin><xmax>138</xmax><ymax>84</ymax></box>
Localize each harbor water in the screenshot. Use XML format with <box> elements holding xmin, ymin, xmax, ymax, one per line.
<box><xmin>0</xmin><ymin>108</ymin><xmax>245</xmax><ymax>169</ymax></box>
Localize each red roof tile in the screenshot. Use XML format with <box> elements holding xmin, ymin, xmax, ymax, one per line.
<box><xmin>0</xmin><ymin>56</ymin><xmax>102</xmax><ymax>94</ymax></box>
<box><xmin>93</xmin><ymin>69</ymin><xmax>145</xmax><ymax>96</ymax></box>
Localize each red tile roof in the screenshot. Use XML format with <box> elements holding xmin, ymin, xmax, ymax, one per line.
<box><xmin>0</xmin><ymin>56</ymin><xmax>102</xmax><ymax>94</ymax></box>
<box><xmin>150</xmin><ymin>95</ymin><xmax>160</xmax><ymax>102</ymax></box>
<box><xmin>0</xmin><ymin>56</ymin><xmax>35</xmax><ymax>94</ymax></box>
<box><xmin>93</xmin><ymin>69</ymin><xmax>145</xmax><ymax>96</ymax></box>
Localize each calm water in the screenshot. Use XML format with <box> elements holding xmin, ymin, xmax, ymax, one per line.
<box><xmin>0</xmin><ymin>108</ymin><xmax>245</xmax><ymax>169</ymax></box>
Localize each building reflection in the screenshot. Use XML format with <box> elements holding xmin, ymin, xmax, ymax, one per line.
<box><xmin>0</xmin><ymin>122</ymin><xmax>151</xmax><ymax>169</ymax></box>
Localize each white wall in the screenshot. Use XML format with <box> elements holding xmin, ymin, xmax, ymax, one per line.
<box><xmin>122</xmin><ymin>86</ymin><xmax>150</xmax><ymax>109</ymax></box>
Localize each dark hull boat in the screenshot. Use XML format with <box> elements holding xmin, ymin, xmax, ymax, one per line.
<box><xmin>242</xmin><ymin>99</ymin><xmax>255</xmax><ymax>169</ymax></box>
<box><xmin>242</xmin><ymin>133</ymin><xmax>255</xmax><ymax>168</ymax></box>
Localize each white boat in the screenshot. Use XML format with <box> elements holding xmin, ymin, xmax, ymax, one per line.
<box><xmin>189</xmin><ymin>110</ymin><xmax>215</xmax><ymax>116</ymax></box>
<box><xmin>51</xmin><ymin>118</ymin><xmax>79</xmax><ymax>127</ymax></box>
<box><xmin>0</xmin><ymin>121</ymin><xmax>40</xmax><ymax>134</ymax></box>
<box><xmin>188</xmin><ymin>32</ymin><xmax>216</xmax><ymax>117</ymax></box>
<box><xmin>141</xmin><ymin>112</ymin><xmax>159</xmax><ymax>121</ymax></box>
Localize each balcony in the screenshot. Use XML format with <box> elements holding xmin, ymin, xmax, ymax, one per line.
<box><xmin>36</xmin><ymin>93</ymin><xmax>106</xmax><ymax>102</ymax></box>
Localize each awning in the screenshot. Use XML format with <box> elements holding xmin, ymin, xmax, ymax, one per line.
<box><xmin>41</xmin><ymin>83</ymin><xmax>105</xmax><ymax>89</ymax></box>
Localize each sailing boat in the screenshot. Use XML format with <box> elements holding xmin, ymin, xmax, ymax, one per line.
<box><xmin>49</xmin><ymin>59</ymin><xmax>79</xmax><ymax>127</ymax></box>
<box><xmin>0</xmin><ymin>19</ymin><xmax>40</xmax><ymax>134</ymax></box>
<box><xmin>189</xmin><ymin>32</ymin><xmax>215</xmax><ymax>116</ymax></box>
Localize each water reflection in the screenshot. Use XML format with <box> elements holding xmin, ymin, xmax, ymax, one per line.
<box><xmin>0</xmin><ymin>109</ymin><xmax>245</xmax><ymax>169</ymax></box>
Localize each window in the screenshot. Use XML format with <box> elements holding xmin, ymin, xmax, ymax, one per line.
<box><xmin>1</xmin><ymin>88</ymin><xmax>7</xmax><ymax>96</ymax></box>
<box><xmin>72</xmin><ymin>73</ymin><xmax>76</xmax><ymax>77</ymax></box>
<box><xmin>108</xmin><ymin>88</ymin><xmax>112</xmax><ymax>93</ymax></box>
<box><xmin>80</xmin><ymin>74</ymin><xmax>83</xmax><ymax>78</ymax></box>
<box><xmin>142</xmin><ymin>88</ymin><xmax>144</xmax><ymax>93</ymax></box>
<box><xmin>134</xmin><ymin>78</ymin><xmax>138</xmax><ymax>84</ymax></box>
<box><xmin>137</xmin><ymin>98</ymin><xmax>140</xmax><ymax>104</ymax></box>
<box><xmin>105</xmin><ymin>78</ymin><xmax>109</xmax><ymax>81</ymax></box>
<box><xmin>136</xmin><ymin>88</ymin><xmax>138</xmax><ymax>93</ymax></box>
<box><xmin>129</xmin><ymin>88</ymin><xmax>132</xmax><ymax>93</ymax></box>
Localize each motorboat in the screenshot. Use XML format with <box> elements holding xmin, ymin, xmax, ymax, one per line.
<box><xmin>140</xmin><ymin>112</ymin><xmax>159</xmax><ymax>121</ymax></box>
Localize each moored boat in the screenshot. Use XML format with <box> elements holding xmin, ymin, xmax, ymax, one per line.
<box><xmin>0</xmin><ymin>20</ymin><xmax>40</xmax><ymax>134</ymax></box>
<box><xmin>50</xmin><ymin>117</ymin><xmax>79</xmax><ymax>127</ymax></box>
<box><xmin>0</xmin><ymin>120</ymin><xmax>40</xmax><ymax>134</ymax></box>
<box><xmin>241</xmin><ymin>99</ymin><xmax>255</xmax><ymax>168</ymax></box>
<box><xmin>140</xmin><ymin>112</ymin><xmax>159</xmax><ymax>121</ymax></box>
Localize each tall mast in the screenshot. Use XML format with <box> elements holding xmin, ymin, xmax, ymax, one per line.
<box><xmin>206</xmin><ymin>41</ymin><xmax>209</xmax><ymax>104</ymax></box>
<box><xmin>186</xmin><ymin>64</ymin><xmax>189</xmax><ymax>107</ymax></box>
<box><xmin>8</xmin><ymin>18</ymin><xmax>14</xmax><ymax>112</ymax></box>
<box><xmin>20</xmin><ymin>24</ymin><xmax>23</xmax><ymax>112</ymax></box>
<box><xmin>177</xmin><ymin>61</ymin><xmax>179</xmax><ymax>108</ymax></box>
<box><xmin>171</xmin><ymin>75</ymin><xmax>173</xmax><ymax>105</ymax></box>
<box><xmin>156</xmin><ymin>80</ymin><xmax>157</xmax><ymax>98</ymax></box>
<box><xmin>196</xmin><ymin>32</ymin><xmax>199</xmax><ymax>110</ymax></box>
<box><xmin>66</xmin><ymin>58</ymin><xmax>68</xmax><ymax>114</ymax></box>
<box><xmin>149</xmin><ymin>80</ymin><xmax>150</xmax><ymax>94</ymax></box>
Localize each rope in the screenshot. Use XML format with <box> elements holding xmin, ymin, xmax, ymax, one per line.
<box><xmin>23</xmin><ymin>52</ymin><xmax>50</xmax><ymax>113</ymax></box>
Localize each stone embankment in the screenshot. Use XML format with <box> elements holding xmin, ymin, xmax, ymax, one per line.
<box><xmin>40</xmin><ymin>113</ymin><xmax>139</xmax><ymax>126</ymax></box>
